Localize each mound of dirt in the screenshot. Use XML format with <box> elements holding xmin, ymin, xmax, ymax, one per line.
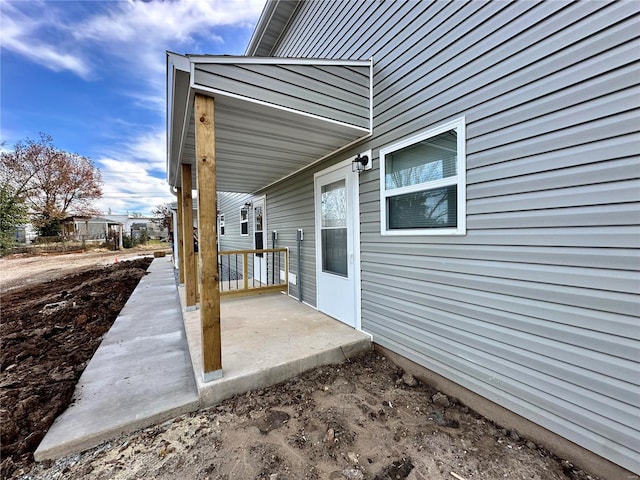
<box><xmin>0</xmin><ymin>258</ymin><xmax>153</xmax><ymax>478</ymax></box>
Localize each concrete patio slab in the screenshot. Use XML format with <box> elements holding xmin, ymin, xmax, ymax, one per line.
<box><xmin>181</xmin><ymin>290</ymin><xmax>372</xmax><ymax>407</ymax></box>
<box><xmin>35</xmin><ymin>258</ymin><xmax>199</xmax><ymax>461</ymax></box>
<box><xmin>34</xmin><ymin>259</ymin><xmax>370</xmax><ymax>462</ymax></box>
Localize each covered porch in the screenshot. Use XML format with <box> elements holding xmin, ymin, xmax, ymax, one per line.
<box><xmin>166</xmin><ymin>52</ymin><xmax>373</xmax><ymax>380</ymax></box>
<box><xmin>180</xmin><ymin>288</ymin><xmax>371</xmax><ymax>407</ymax></box>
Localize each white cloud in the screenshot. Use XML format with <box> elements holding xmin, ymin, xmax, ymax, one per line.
<box><xmin>109</xmin><ymin>130</ymin><xmax>166</xmax><ymax>171</ymax></box>
<box><xmin>121</xmin><ymin>90</ymin><xmax>167</xmax><ymax>113</ymax></box>
<box><xmin>95</xmin><ymin>156</ymin><xmax>174</xmax><ymax>215</ymax></box>
<box><xmin>75</xmin><ymin>0</ymin><xmax>264</xmax><ymax>111</ymax></box>
<box><xmin>75</xmin><ymin>0</ymin><xmax>261</xmax><ymax>45</ymax></box>
<box><xmin>94</xmin><ymin>130</ymin><xmax>172</xmax><ymax>215</ymax></box>
<box><xmin>0</xmin><ymin>2</ymin><xmax>92</xmax><ymax>79</ymax></box>
<box><xmin>2</xmin><ymin>0</ymin><xmax>264</xmax><ymax>80</ymax></box>
<box><xmin>130</xmin><ymin>131</ymin><xmax>167</xmax><ymax>171</ymax></box>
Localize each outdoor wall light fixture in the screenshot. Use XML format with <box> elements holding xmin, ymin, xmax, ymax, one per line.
<box><xmin>352</xmin><ymin>153</ymin><xmax>370</xmax><ymax>173</ymax></box>
<box><xmin>244</xmin><ymin>202</ymin><xmax>252</xmax><ymax>208</ymax></box>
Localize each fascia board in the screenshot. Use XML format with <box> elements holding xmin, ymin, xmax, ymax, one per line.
<box><xmin>166</xmin><ymin>51</ymin><xmax>193</xmax><ymax>185</ymax></box>
<box><xmin>245</xmin><ymin>0</ymin><xmax>278</xmax><ymax>55</ymax></box>
<box><xmin>173</xmin><ymin>89</ymin><xmax>194</xmax><ymax>187</ymax></box>
<box><xmin>167</xmin><ymin>51</ymin><xmax>191</xmax><ymax>72</ymax></box>
<box><xmin>188</xmin><ymin>55</ymin><xmax>371</xmax><ymax>67</ymax></box>
<box><xmin>245</xmin><ymin>0</ymin><xmax>301</xmax><ymax>56</ymax></box>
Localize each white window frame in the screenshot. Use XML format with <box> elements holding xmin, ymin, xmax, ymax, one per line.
<box><xmin>218</xmin><ymin>213</ymin><xmax>225</xmax><ymax>237</ymax></box>
<box><xmin>379</xmin><ymin>117</ymin><xmax>466</xmax><ymax>236</ymax></box>
<box><xmin>240</xmin><ymin>208</ymin><xmax>249</xmax><ymax>236</ymax></box>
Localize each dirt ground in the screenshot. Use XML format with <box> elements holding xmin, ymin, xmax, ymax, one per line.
<box><xmin>0</xmin><ymin>244</ymin><xmax>167</xmax><ymax>294</ymax></box>
<box><xmin>1</xmin><ymin>251</ymin><xmax>604</xmax><ymax>480</ymax></box>
<box><xmin>0</xmin><ymin>254</ymin><xmax>154</xmax><ymax>479</ymax></box>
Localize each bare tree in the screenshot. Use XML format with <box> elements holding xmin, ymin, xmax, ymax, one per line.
<box><xmin>151</xmin><ymin>202</ymin><xmax>173</xmax><ymax>233</ymax></box>
<box><xmin>0</xmin><ymin>133</ymin><xmax>103</xmax><ymax>235</ymax></box>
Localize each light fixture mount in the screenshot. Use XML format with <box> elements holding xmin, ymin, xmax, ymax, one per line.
<box><xmin>352</xmin><ymin>151</ymin><xmax>372</xmax><ymax>173</ymax></box>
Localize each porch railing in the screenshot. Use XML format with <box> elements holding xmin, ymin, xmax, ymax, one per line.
<box><xmin>218</xmin><ymin>248</ymin><xmax>288</xmax><ymax>298</ymax></box>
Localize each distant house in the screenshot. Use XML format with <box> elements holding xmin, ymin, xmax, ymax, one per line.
<box><xmin>166</xmin><ymin>1</ymin><xmax>639</xmax><ymax>476</ymax></box>
<box><xmin>13</xmin><ymin>224</ymin><xmax>37</xmax><ymax>244</ymax></box>
<box><xmin>62</xmin><ymin>216</ymin><xmax>123</xmax><ymax>244</ymax></box>
<box><xmin>104</xmin><ymin>214</ymin><xmax>169</xmax><ymax>241</ymax></box>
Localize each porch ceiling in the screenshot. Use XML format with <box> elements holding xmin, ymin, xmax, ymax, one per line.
<box><xmin>166</xmin><ymin>54</ymin><xmax>372</xmax><ymax>193</ymax></box>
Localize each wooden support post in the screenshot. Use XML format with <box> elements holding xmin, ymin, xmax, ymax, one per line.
<box><xmin>176</xmin><ymin>187</ymin><xmax>185</xmax><ymax>284</ymax></box>
<box><xmin>180</xmin><ymin>163</ymin><xmax>197</xmax><ymax>309</ymax></box>
<box><xmin>194</xmin><ymin>93</ymin><xmax>222</xmax><ymax>379</ymax></box>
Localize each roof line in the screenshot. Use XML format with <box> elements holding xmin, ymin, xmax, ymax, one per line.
<box><xmin>245</xmin><ymin>1</ymin><xmax>301</xmax><ymax>56</ymax></box>
<box><xmin>187</xmin><ymin>55</ymin><xmax>369</xmax><ymax>66</ymax></box>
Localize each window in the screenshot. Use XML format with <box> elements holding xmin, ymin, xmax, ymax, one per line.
<box><xmin>380</xmin><ymin>117</ymin><xmax>466</xmax><ymax>235</ymax></box>
<box><xmin>320</xmin><ymin>179</ymin><xmax>348</xmax><ymax>277</ymax></box>
<box><xmin>240</xmin><ymin>208</ymin><xmax>249</xmax><ymax>236</ymax></box>
<box><xmin>218</xmin><ymin>214</ymin><xmax>225</xmax><ymax>237</ymax></box>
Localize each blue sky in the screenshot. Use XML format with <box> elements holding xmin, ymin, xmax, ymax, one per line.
<box><xmin>1</xmin><ymin>0</ymin><xmax>265</xmax><ymax>215</ymax></box>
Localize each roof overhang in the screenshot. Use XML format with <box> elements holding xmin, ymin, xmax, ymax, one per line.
<box><xmin>245</xmin><ymin>0</ymin><xmax>301</xmax><ymax>56</ymax></box>
<box><xmin>166</xmin><ymin>53</ymin><xmax>372</xmax><ymax>193</ymax></box>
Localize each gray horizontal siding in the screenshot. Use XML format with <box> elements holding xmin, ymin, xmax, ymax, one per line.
<box><xmin>193</xmin><ymin>62</ymin><xmax>369</xmax><ymax>129</ymax></box>
<box><xmin>217</xmin><ymin>192</ymin><xmax>253</xmax><ymax>252</ymax></box>
<box><xmin>270</xmin><ymin>0</ymin><xmax>640</xmax><ymax>474</ymax></box>
<box><xmin>362</xmin><ymin>242</ymin><xmax>638</xmax><ymax>272</ymax></box>
<box><xmin>360</xmin><ymin>223</ymin><xmax>640</xmax><ymax>248</ymax></box>
<box><xmin>263</xmin><ymin>173</ymin><xmax>317</xmax><ymax>306</ymax></box>
<box><xmin>468</xmin><ymin>180</ymin><xmax>639</xmax><ymax>213</ymax></box>
<box><xmin>469</xmin><ymin>204</ymin><xmax>639</xmax><ymax>229</ymax></box>
<box><xmin>469</xmin><ymin>134</ymin><xmax>639</xmax><ymax>183</ymax></box>
<box><xmin>361</xmin><ymin>270</ymin><xmax>637</xmax><ymax>340</ymax></box>
<box><xmin>363</xmin><ymin>252</ymin><xmax>638</xmax><ymax>295</ymax></box>
<box><xmin>469</xmin><ymin>157</ymin><xmax>639</xmax><ymax>198</ymax></box>
<box><xmin>361</xmin><ymin>257</ymin><xmax>637</xmax><ymax>318</ymax></box>
<box><xmin>362</xmin><ymin>295</ymin><xmax>638</xmax><ymax>421</ymax></box>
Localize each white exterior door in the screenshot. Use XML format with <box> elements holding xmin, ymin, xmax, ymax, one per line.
<box><xmin>314</xmin><ymin>162</ymin><xmax>359</xmax><ymax>328</ymax></box>
<box><xmin>253</xmin><ymin>197</ymin><xmax>267</xmax><ymax>284</ymax></box>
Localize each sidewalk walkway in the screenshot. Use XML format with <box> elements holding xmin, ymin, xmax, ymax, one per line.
<box><xmin>35</xmin><ymin>258</ymin><xmax>199</xmax><ymax>461</ymax></box>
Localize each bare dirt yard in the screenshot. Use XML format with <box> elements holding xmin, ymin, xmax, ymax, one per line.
<box><xmin>1</xmin><ymin>250</ymin><xmax>155</xmax><ymax>478</ymax></box>
<box><xmin>0</xmin><ymin>244</ymin><xmax>166</xmax><ymax>295</ymax></box>
<box><xmin>1</xmin><ymin>249</ymin><xmax>604</xmax><ymax>480</ymax></box>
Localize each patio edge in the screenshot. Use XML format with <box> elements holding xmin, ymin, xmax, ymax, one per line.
<box><xmin>197</xmin><ymin>337</ymin><xmax>371</xmax><ymax>407</ymax></box>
